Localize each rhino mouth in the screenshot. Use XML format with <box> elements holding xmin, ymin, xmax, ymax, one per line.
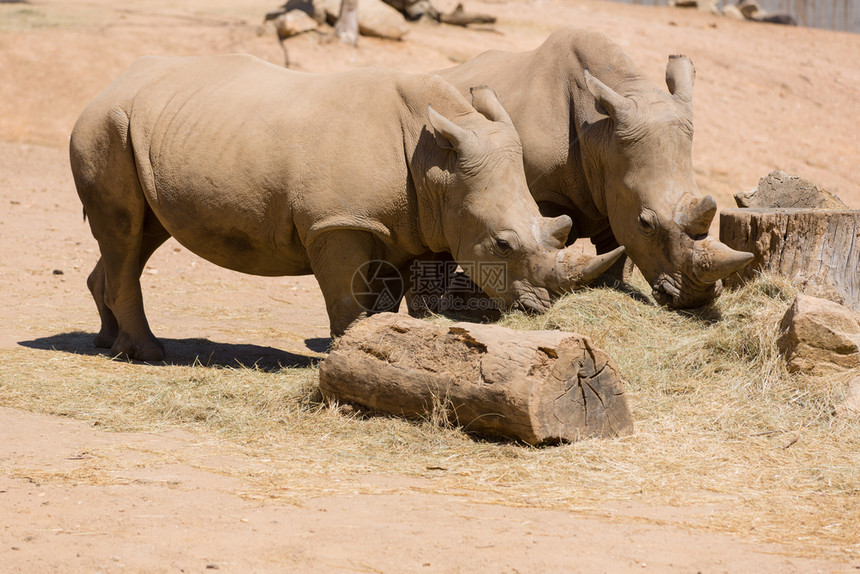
<box><xmin>651</xmin><ymin>273</ymin><xmax>722</xmax><ymax>309</ymax></box>
<box><xmin>510</xmin><ymin>282</ymin><xmax>553</xmax><ymax>314</ymax></box>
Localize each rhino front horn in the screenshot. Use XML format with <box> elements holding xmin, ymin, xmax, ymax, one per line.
<box><xmin>692</xmin><ymin>239</ymin><xmax>754</xmax><ymax>284</ymax></box>
<box><xmin>550</xmin><ymin>246</ymin><xmax>625</xmax><ymax>294</ymax></box>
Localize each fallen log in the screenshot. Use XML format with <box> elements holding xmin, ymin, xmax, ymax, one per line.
<box><xmin>318</xmin><ymin>313</ymin><xmax>633</xmax><ymax>444</ymax></box>
<box><xmin>720</xmin><ymin>208</ymin><xmax>860</xmax><ymax>311</ymax></box>
<box><xmin>439</xmin><ymin>3</ymin><xmax>496</xmax><ymax>26</ymax></box>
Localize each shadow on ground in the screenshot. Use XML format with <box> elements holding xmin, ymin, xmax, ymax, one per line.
<box><xmin>18</xmin><ymin>332</ymin><xmax>327</xmax><ymax>370</ymax></box>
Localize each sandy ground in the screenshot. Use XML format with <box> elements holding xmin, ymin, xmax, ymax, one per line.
<box><xmin>1</xmin><ymin>0</ymin><xmax>859</xmax><ymax>571</ymax></box>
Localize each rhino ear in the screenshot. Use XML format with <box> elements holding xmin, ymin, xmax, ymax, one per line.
<box><xmin>584</xmin><ymin>69</ymin><xmax>633</xmax><ymax>123</ymax></box>
<box><xmin>428</xmin><ymin>104</ymin><xmax>473</xmax><ymax>152</ymax></box>
<box><xmin>666</xmin><ymin>55</ymin><xmax>695</xmax><ymax>107</ymax></box>
<box><xmin>469</xmin><ymin>85</ymin><xmax>514</xmax><ymax>126</ymax></box>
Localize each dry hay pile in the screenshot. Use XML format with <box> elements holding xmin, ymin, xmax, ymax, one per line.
<box><xmin>0</xmin><ymin>273</ymin><xmax>857</xmax><ymax>560</ymax></box>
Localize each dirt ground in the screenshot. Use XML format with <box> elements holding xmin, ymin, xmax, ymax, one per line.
<box><xmin>1</xmin><ymin>0</ymin><xmax>859</xmax><ymax>571</ymax></box>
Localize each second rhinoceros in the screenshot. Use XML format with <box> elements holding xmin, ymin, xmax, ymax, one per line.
<box><xmin>438</xmin><ymin>27</ymin><xmax>753</xmax><ymax>308</ymax></box>
<box><xmin>70</xmin><ymin>55</ymin><xmax>622</xmax><ymax>361</ymax></box>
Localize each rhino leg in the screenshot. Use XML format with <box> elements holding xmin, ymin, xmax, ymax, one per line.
<box><xmin>87</xmin><ymin>258</ymin><xmax>118</xmax><ymax>348</ymax></box>
<box><xmin>87</xmin><ymin>210</ymin><xmax>171</xmax><ymax>352</ymax></box>
<box><xmin>404</xmin><ymin>251</ymin><xmax>452</xmax><ymax>318</ymax></box>
<box><xmin>101</xmin><ymin>209</ymin><xmax>169</xmax><ymax>361</ymax></box>
<box><xmin>309</xmin><ymin>231</ymin><xmax>404</xmax><ymax>338</ymax></box>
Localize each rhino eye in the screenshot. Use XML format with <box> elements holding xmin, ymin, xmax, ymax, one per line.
<box><xmin>639</xmin><ymin>209</ymin><xmax>658</xmax><ymax>235</ymax></box>
<box><xmin>494</xmin><ymin>237</ymin><xmax>513</xmax><ymax>255</ymax></box>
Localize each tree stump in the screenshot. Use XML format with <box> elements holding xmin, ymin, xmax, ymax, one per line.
<box><xmin>318</xmin><ymin>313</ymin><xmax>633</xmax><ymax>444</ymax></box>
<box><xmin>720</xmin><ymin>208</ymin><xmax>860</xmax><ymax>311</ymax></box>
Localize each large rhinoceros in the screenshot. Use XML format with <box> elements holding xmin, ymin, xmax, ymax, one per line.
<box><xmin>70</xmin><ymin>55</ymin><xmax>623</xmax><ymax>361</ymax></box>
<box><xmin>437</xmin><ymin>27</ymin><xmax>753</xmax><ymax>308</ymax></box>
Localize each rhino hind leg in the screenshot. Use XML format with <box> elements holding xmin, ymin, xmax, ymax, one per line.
<box><xmin>87</xmin><ymin>258</ymin><xmax>118</xmax><ymax>348</ymax></box>
<box><xmin>87</xmin><ymin>210</ymin><xmax>171</xmax><ymax>354</ymax></box>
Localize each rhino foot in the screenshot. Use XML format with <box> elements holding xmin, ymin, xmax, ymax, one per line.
<box><xmin>110</xmin><ymin>333</ymin><xmax>165</xmax><ymax>362</ymax></box>
<box><xmin>94</xmin><ymin>328</ymin><xmax>118</xmax><ymax>349</ymax></box>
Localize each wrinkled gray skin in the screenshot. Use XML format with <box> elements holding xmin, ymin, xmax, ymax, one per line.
<box><xmin>70</xmin><ymin>55</ymin><xmax>622</xmax><ymax>361</ymax></box>
<box><xmin>438</xmin><ymin>27</ymin><xmax>754</xmax><ymax>308</ymax></box>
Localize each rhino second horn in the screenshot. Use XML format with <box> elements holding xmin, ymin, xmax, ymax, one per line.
<box><xmin>693</xmin><ymin>240</ymin><xmax>755</xmax><ymax>284</ymax></box>
<box><xmin>543</xmin><ymin>215</ymin><xmax>573</xmax><ymax>248</ymax></box>
<box><xmin>552</xmin><ymin>246</ymin><xmax>625</xmax><ymax>293</ymax></box>
<box><xmin>676</xmin><ymin>194</ymin><xmax>717</xmax><ymax>237</ymax></box>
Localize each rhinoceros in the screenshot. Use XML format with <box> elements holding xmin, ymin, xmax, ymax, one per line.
<box><xmin>437</xmin><ymin>27</ymin><xmax>754</xmax><ymax>308</ymax></box>
<box><xmin>70</xmin><ymin>55</ymin><xmax>623</xmax><ymax>361</ymax></box>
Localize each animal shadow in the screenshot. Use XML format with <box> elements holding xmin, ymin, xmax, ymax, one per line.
<box><xmin>18</xmin><ymin>332</ymin><xmax>327</xmax><ymax>370</ymax></box>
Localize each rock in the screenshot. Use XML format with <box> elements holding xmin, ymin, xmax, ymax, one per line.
<box><xmin>721</xmin><ymin>4</ymin><xmax>745</xmax><ymax>19</ymax></box>
<box><xmin>271</xmin><ymin>9</ymin><xmax>319</xmax><ymax>38</ymax></box>
<box><xmin>776</xmin><ymin>295</ymin><xmax>860</xmax><ymax>374</ymax></box>
<box><xmin>835</xmin><ymin>376</ymin><xmax>860</xmax><ymax>417</ymax></box>
<box><xmin>737</xmin><ymin>0</ymin><xmax>763</xmax><ymax>19</ymax></box>
<box><xmin>322</xmin><ymin>0</ymin><xmax>410</xmax><ymax>40</ymax></box>
<box><xmin>734</xmin><ymin>170</ymin><xmax>847</xmax><ymax>209</ymax></box>
<box><xmin>382</xmin><ymin>0</ymin><xmax>439</xmax><ymax>21</ymax></box>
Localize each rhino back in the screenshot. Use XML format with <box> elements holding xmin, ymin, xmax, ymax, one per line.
<box><xmin>107</xmin><ymin>57</ymin><xmax>423</xmax><ymax>275</ymax></box>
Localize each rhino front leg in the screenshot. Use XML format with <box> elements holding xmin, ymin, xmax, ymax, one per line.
<box><xmin>403</xmin><ymin>251</ymin><xmax>453</xmax><ymax>318</ymax></box>
<box><xmin>309</xmin><ymin>231</ymin><xmax>404</xmax><ymax>338</ymax></box>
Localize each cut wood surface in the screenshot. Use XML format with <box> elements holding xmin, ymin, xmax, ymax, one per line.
<box><xmin>720</xmin><ymin>208</ymin><xmax>860</xmax><ymax>311</ymax></box>
<box><xmin>318</xmin><ymin>313</ymin><xmax>633</xmax><ymax>444</ymax></box>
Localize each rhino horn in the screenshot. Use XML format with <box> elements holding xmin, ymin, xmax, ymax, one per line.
<box><xmin>583</xmin><ymin>70</ymin><xmax>634</xmax><ymax>123</ymax></box>
<box><xmin>427</xmin><ymin>104</ymin><xmax>474</xmax><ymax>151</ymax></box>
<box><xmin>666</xmin><ymin>55</ymin><xmax>695</xmax><ymax>106</ymax></box>
<box><xmin>550</xmin><ymin>246</ymin><xmax>625</xmax><ymax>293</ymax></box>
<box><xmin>470</xmin><ymin>86</ymin><xmax>514</xmax><ymax>126</ymax></box>
<box><xmin>692</xmin><ymin>239</ymin><xmax>754</xmax><ymax>284</ymax></box>
<box><xmin>675</xmin><ymin>194</ymin><xmax>717</xmax><ymax>237</ymax></box>
<box><xmin>542</xmin><ymin>215</ymin><xmax>573</xmax><ymax>248</ymax></box>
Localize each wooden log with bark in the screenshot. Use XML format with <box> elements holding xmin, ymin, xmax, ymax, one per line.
<box><xmin>318</xmin><ymin>313</ymin><xmax>633</xmax><ymax>444</ymax></box>
<box><xmin>720</xmin><ymin>208</ymin><xmax>860</xmax><ymax>311</ymax></box>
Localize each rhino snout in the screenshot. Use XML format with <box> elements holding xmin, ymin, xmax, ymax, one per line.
<box><xmin>651</xmin><ymin>273</ymin><xmax>722</xmax><ymax>309</ymax></box>
<box><xmin>508</xmin><ymin>281</ymin><xmax>553</xmax><ymax>314</ymax></box>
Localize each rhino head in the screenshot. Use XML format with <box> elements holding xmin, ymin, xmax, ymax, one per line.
<box><xmin>425</xmin><ymin>86</ymin><xmax>624</xmax><ymax>313</ymax></box>
<box><xmin>582</xmin><ymin>56</ymin><xmax>753</xmax><ymax>308</ymax></box>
